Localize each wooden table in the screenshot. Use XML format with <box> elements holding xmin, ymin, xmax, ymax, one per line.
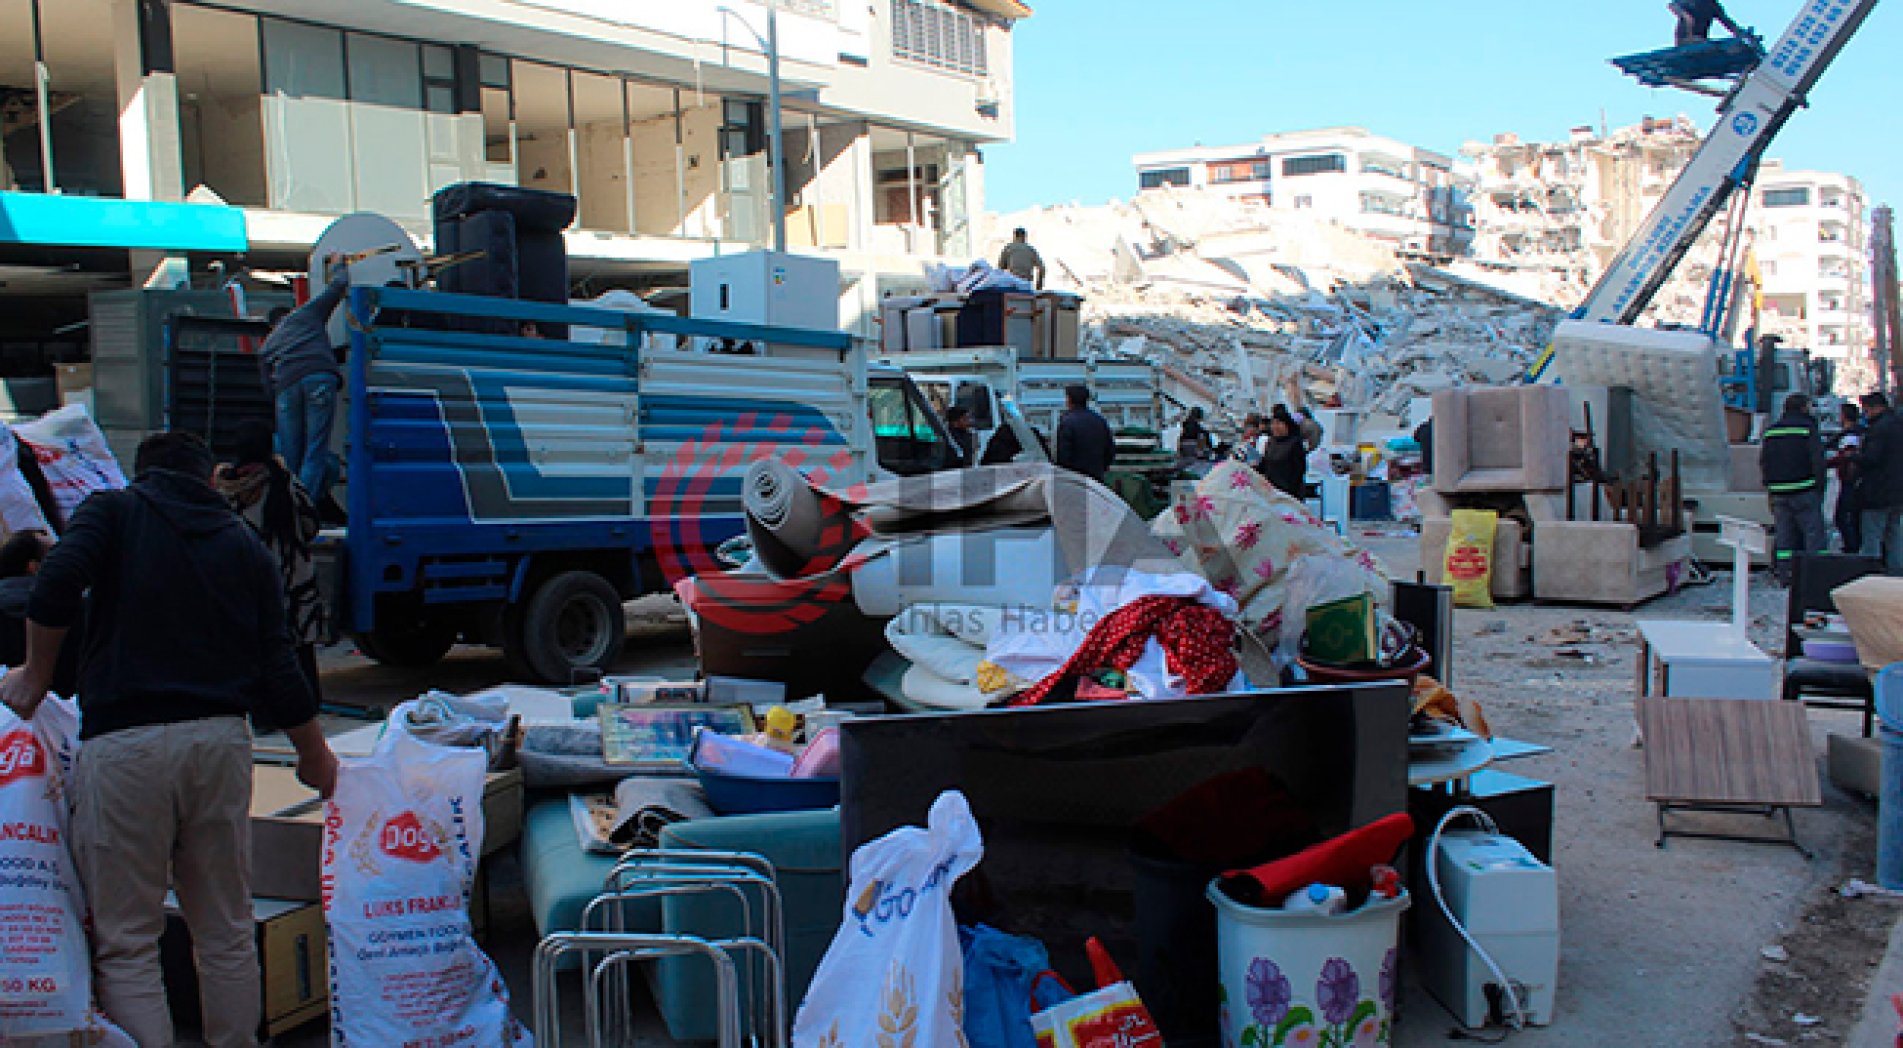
<box><xmin>1637</xmin><ymin>695</ymin><xmax>1822</xmax><ymax>855</ymax></box>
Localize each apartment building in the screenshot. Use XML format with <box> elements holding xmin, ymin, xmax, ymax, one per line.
<box><xmin>0</xmin><ymin>0</ymin><xmax>1028</xmax><ymax>365</ymax></box>
<box><xmin>1131</xmin><ymin>127</ymin><xmax>1474</xmax><ymax>257</ymax></box>
<box><xmin>1752</xmin><ymin>163</ymin><xmax>1872</xmax><ymax>366</ymax></box>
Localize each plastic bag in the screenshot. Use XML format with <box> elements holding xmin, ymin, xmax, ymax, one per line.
<box><xmin>13</xmin><ymin>405</ymin><xmax>125</xmax><ymax>528</ymax></box>
<box><xmin>0</xmin><ymin>423</ymin><xmax>52</xmax><ymax>536</ymax></box>
<box><xmin>0</xmin><ymin>692</ymin><xmax>132</xmax><ymax>1046</ymax></box>
<box><xmin>323</xmin><ymin>699</ymin><xmax>530</xmax><ymax>1048</ymax></box>
<box><xmin>1029</xmin><ymin>940</ymin><xmax>1161</xmax><ymax>1048</ymax></box>
<box><xmin>962</xmin><ymin>925</ymin><xmax>1073</xmax><ymax>1048</ymax></box>
<box><xmin>793</xmin><ymin>791</ymin><xmax>983</xmax><ymax>1048</ymax></box>
<box><xmin>1443</xmin><ymin>509</ymin><xmax>1498</xmax><ymax>609</ymax></box>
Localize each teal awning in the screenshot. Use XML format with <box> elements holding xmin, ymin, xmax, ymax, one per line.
<box><xmin>0</xmin><ymin>192</ymin><xmax>247</xmax><ymax>252</ymax></box>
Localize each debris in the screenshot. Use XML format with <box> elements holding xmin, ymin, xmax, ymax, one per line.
<box><xmin>1791</xmin><ymin>1013</ymin><xmax>1821</xmax><ymax>1026</ymax></box>
<box><xmin>1541</xmin><ymin>623</ymin><xmax>1595</xmax><ymax>645</ymax></box>
<box><xmin>1744</xmin><ymin>1034</ymin><xmax>1789</xmax><ymax>1046</ymax></box>
<box><xmin>1476</xmin><ymin>621</ymin><xmax>1509</xmax><ymax>636</ymax></box>
<box><xmin>1760</xmin><ymin>945</ymin><xmax>1790</xmax><ymax>963</ymax></box>
<box><xmin>985</xmin><ymin>191</ymin><xmax>1561</xmax><ymax>425</ymax></box>
<box><xmin>1839</xmin><ymin>879</ymin><xmax>1903</xmax><ymax>900</ymax></box>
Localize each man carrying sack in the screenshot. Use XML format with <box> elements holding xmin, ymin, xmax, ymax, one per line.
<box><xmin>0</xmin><ymin>431</ymin><xmax>338</xmax><ymax>1048</ymax></box>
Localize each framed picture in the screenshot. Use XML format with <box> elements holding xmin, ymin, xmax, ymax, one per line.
<box><xmin>600</xmin><ymin>704</ymin><xmax>755</xmax><ymax>767</ymax></box>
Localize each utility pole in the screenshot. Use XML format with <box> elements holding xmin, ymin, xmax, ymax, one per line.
<box><xmin>1874</xmin><ymin>206</ymin><xmax>1901</xmax><ymax>394</ymax></box>
<box><xmin>768</xmin><ymin>0</ymin><xmax>785</xmax><ymax>253</ymax></box>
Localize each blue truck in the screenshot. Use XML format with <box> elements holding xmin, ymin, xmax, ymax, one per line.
<box><xmin>319</xmin><ymin>284</ymin><xmax>955</xmax><ymax>682</ymax></box>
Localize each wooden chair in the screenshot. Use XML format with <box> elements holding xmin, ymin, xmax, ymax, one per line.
<box><xmin>1781</xmin><ymin>552</ymin><xmax>1883</xmax><ymax>735</ymax></box>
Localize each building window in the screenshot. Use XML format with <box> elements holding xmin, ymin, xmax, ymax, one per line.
<box><xmin>1281</xmin><ymin>153</ymin><xmax>1346</xmax><ymax>177</ymax></box>
<box><xmin>1760</xmin><ymin>261</ymin><xmax>1777</xmax><ymax>276</ymax></box>
<box><xmin>1138</xmin><ymin>167</ymin><xmax>1190</xmax><ymax>190</ymax></box>
<box><xmin>892</xmin><ymin>0</ymin><xmax>988</xmax><ymax>77</ymax></box>
<box><xmin>1762</xmin><ymin>187</ymin><xmax>1811</xmax><ymax>207</ymax></box>
<box><xmin>1209</xmin><ymin>159</ymin><xmax>1270</xmax><ymax>184</ymax></box>
<box><xmin>1360</xmin><ymin>193</ymin><xmax>1407</xmax><ymax>217</ymax></box>
<box><xmin>1362</xmin><ymin>155</ymin><xmax>1407</xmax><ymax>180</ymax></box>
<box><xmin>1293</xmin><ymin>195</ymin><xmax>1313</xmax><ymax>209</ymax></box>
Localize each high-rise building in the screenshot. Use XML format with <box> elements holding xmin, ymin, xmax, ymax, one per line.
<box><xmin>1131</xmin><ymin>127</ymin><xmax>1474</xmax><ymax>257</ymax></box>
<box><xmin>0</xmin><ymin>0</ymin><xmax>1030</xmax><ymax>366</ymax></box>
<box><xmin>1752</xmin><ymin>163</ymin><xmax>1872</xmax><ymax>370</ymax></box>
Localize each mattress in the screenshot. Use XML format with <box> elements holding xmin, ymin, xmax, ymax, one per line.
<box><xmin>1547</xmin><ymin>320</ymin><xmax>1731</xmax><ymax>492</ymax></box>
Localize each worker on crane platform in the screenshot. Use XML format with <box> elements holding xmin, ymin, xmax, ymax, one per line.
<box><xmin>1669</xmin><ymin>0</ymin><xmax>1727</xmax><ymax>44</ymax></box>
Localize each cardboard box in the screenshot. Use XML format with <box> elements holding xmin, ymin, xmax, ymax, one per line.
<box><xmin>249</xmin><ymin>764</ymin><xmax>524</xmax><ymax>902</ymax></box>
<box><xmin>161</xmin><ymin>896</ymin><xmax>328</xmax><ymax>1038</ymax></box>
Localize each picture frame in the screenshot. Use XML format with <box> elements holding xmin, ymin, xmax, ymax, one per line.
<box><xmin>599</xmin><ymin>703</ymin><xmax>755</xmax><ymax>767</ymax></box>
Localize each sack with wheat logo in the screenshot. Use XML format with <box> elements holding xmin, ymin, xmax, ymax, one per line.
<box><xmin>322</xmin><ymin>700</ymin><xmax>530</xmax><ymax>1047</ymax></box>
<box><xmin>794</xmin><ymin>791</ymin><xmax>982</xmax><ymax>1048</ymax></box>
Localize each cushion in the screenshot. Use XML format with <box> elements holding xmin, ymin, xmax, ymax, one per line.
<box><xmin>1785</xmin><ymin>658</ymin><xmax>1874</xmax><ymax>697</ymax></box>
<box><xmin>1432</xmin><ymin>385</ymin><xmax>1571</xmax><ymax>493</ymax></box>
<box><xmin>655</xmin><ymin>809</ymin><xmax>843</xmax><ymax>1043</ymax></box>
<box><xmin>521</xmin><ymin>797</ymin><xmax>636</xmax><ymax>938</ymax></box>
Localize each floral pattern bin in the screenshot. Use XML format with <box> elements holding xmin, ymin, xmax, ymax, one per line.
<box><xmin>1207</xmin><ymin>883</ymin><xmax>1410</xmax><ymax>1048</ymax></box>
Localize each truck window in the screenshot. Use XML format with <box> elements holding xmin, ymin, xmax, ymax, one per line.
<box><xmin>869</xmin><ymin>376</ymin><xmax>948</xmax><ymax>475</ymax></box>
<box><xmin>955</xmin><ymin>383</ymin><xmax>994</xmax><ymax>429</ymax></box>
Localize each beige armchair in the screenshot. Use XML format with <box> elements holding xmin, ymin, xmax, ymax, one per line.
<box><xmin>1431</xmin><ymin>386</ymin><xmax>1572</xmax><ymax>494</ymax></box>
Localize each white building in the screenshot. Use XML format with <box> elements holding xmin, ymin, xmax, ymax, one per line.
<box><xmin>1752</xmin><ymin>163</ymin><xmax>1872</xmax><ymax>369</ymax></box>
<box><xmin>0</xmin><ymin>0</ymin><xmax>1029</xmax><ymax>363</ymax></box>
<box><xmin>1131</xmin><ymin>127</ymin><xmax>1473</xmax><ymax>257</ymax></box>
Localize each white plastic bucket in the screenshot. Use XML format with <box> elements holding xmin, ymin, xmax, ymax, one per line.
<box><xmin>1208</xmin><ymin>883</ymin><xmax>1411</xmax><ymax>1048</ymax></box>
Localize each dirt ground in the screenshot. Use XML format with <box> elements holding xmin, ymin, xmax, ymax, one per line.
<box><xmin>278</xmin><ymin>535</ymin><xmax>1901</xmax><ymax>1047</ymax></box>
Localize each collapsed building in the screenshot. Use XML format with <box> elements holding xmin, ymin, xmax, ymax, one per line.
<box><xmin>982</xmin><ymin>189</ymin><xmax>1561</xmax><ymax>430</ymax></box>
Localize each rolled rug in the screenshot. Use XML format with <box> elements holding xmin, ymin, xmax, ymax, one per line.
<box><xmin>742</xmin><ymin>458</ymin><xmax>860</xmax><ymax>580</ymax></box>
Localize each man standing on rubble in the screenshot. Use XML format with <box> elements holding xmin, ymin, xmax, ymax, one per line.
<box><xmin>1759</xmin><ymin>393</ymin><xmax>1829</xmax><ymax>582</ymax></box>
<box><xmin>1055</xmin><ymin>384</ymin><xmax>1115</xmax><ymax>483</ymax></box>
<box><xmin>1855</xmin><ymin>392</ymin><xmax>1903</xmax><ymax>574</ymax></box>
<box><xmin>998</xmin><ymin>228</ymin><xmax>1046</xmax><ymax>290</ymax></box>
<box><xmin>0</xmin><ymin>431</ymin><xmax>339</xmax><ymax>1048</ymax></box>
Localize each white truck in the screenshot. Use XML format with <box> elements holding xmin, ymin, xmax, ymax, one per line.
<box><xmin>875</xmin><ymin>347</ymin><xmax>1164</xmax><ymax>464</ymax></box>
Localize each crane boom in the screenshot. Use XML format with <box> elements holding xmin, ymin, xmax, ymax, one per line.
<box><xmin>1574</xmin><ymin>0</ymin><xmax>1878</xmax><ymax>327</ymax></box>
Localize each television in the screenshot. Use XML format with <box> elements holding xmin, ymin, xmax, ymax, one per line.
<box><xmin>839</xmin><ymin>684</ymin><xmax>1409</xmax><ymax>1046</ymax></box>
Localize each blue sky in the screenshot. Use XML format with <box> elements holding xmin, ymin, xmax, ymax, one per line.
<box><xmin>983</xmin><ymin>0</ymin><xmax>1901</xmax><ymax>217</ymax></box>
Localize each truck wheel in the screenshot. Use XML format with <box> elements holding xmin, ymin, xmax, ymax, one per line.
<box><xmin>504</xmin><ymin>571</ymin><xmax>626</xmax><ymax>683</ymax></box>
<box><xmin>355</xmin><ymin>620</ymin><xmax>458</xmax><ymax>668</ymax></box>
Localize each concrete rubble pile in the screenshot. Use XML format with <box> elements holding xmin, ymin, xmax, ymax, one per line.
<box><xmin>984</xmin><ymin>189</ymin><xmax>1562</xmax><ymax>426</ymax></box>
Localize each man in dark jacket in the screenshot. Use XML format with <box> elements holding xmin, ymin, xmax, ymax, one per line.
<box><xmin>1054</xmin><ymin>384</ymin><xmax>1115</xmax><ymax>483</ymax></box>
<box><xmin>1830</xmin><ymin>401</ymin><xmax>1865</xmax><ymax>553</ymax></box>
<box><xmin>1856</xmin><ymin>392</ymin><xmax>1903</xmax><ymax>574</ymax></box>
<box><xmin>0</xmin><ymin>431</ymin><xmax>338</xmax><ymax>1048</ymax></box>
<box><xmin>0</xmin><ymin>528</ymin><xmax>77</xmax><ymax>697</ymax></box>
<box><xmin>1760</xmin><ymin>393</ymin><xmax>1829</xmax><ymax>582</ymax></box>
<box><xmin>260</xmin><ymin>255</ymin><xmax>347</xmax><ymax>507</ymax></box>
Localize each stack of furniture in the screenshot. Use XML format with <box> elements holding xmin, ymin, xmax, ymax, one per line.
<box><xmin>1418</xmin><ymin>384</ymin><xmax>1692</xmax><ymax>606</ymax></box>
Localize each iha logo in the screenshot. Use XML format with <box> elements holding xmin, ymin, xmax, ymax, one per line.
<box><xmin>650</xmin><ymin>413</ymin><xmax>869</xmax><ymax>637</ymax></box>
<box><xmin>0</xmin><ymin>729</ymin><xmax>46</xmax><ymax>787</ymax></box>
<box><xmin>377</xmin><ymin>812</ymin><xmax>442</xmax><ymax>863</ymax></box>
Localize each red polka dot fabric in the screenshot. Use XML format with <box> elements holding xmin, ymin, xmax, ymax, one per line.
<box><xmin>1008</xmin><ymin>594</ymin><xmax>1238</xmax><ymax>707</ymax></box>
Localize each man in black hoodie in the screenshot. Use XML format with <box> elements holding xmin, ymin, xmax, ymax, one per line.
<box><xmin>0</xmin><ymin>431</ymin><xmax>338</xmax><ymax>1048</ymax></box>
<box><xmin>1857</xmin><ymin>391</ymin><xmax>1903</xmax><ymax>574</ymax></box>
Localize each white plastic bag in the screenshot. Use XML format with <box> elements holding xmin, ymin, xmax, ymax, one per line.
<box><xmin>0</xmin><ymin>693</ymin><xmax>132</xmax><ymax>1046</ymax></box>
<box><xmin>0</xmin><ymin>423</ymin><xmax>52</xmax><ymax>536</ymax></box>
<box><xmin>323</xmin><ymin>700</ymin><xmax>530</xmax><ymax>1048</ymax></box>
<box><xmin>793</xmin><ymin>791</ymin><xmax>983</xmax><ymax>1048</ymax></box>
<box><xmin>14</xmin><ymin>405</ymin><xmax>126</xmax><ymax>526</ymax></box>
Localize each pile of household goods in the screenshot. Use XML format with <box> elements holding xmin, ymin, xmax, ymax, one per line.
<box><xmin>681</xmin><ymin>458</ymin><xmax>1424</xmax><ymax>713</ymax></box>
<box><xmin>793</xmin><ymin>790</ymin><xmax>1419</xmax><ymax>1048</ymax></box>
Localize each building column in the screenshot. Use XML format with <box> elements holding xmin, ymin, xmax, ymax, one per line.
<box><xmin>114</xmin><ymin>0</ymin><xmax>188</xmax><ymax>286</ymax></box>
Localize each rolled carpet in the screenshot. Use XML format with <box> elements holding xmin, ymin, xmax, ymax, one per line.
<box><xmin>742</xmin><ymin>458</ymin><xmax>861</xmax><ymax>580</ymax></box>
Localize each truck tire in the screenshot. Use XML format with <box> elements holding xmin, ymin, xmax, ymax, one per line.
<box><xmin>355</xmin><ymin>620</ymin><xmax>458</xmax><ymax>668</ymax></box>
<box><xmin>504</xmin><ymin>570</ymin><xmax>626</xmax><ymax>683</ymax></box>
